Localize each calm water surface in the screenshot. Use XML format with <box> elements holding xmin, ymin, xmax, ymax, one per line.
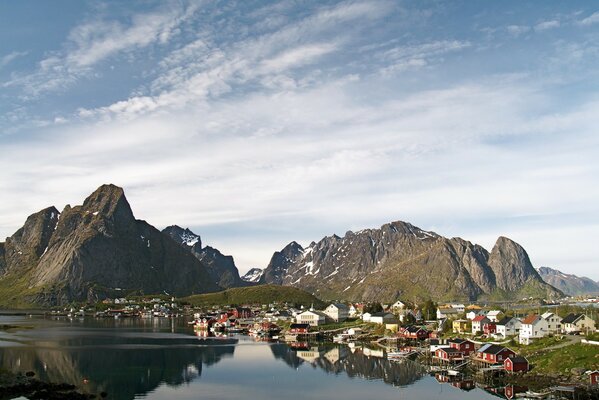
<box><xmin>0</xmin><ymin>315</ymin><xmax>505</xmax><ymax>399</ymax></box>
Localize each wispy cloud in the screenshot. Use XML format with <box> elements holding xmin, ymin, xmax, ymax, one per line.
<box><xmin>3</xmin><ymin>1</ymin><xmax>200</xmax><ymax>97</ymax></box>
<box><xmin>578</xmin><ymin>11</ymin><xmax>599</xmax><ymax>26</ymax></box>
<box><xmin>507</xmin><ymin>25</ymin><xmax>531</xmax><ymax>37</ymax></box>
<box><xmin>534</xmin><ymin>20</ymin><xmax>560</xmax><ymax>31</ymax></box>
<box><xmin>0</xmin><ymin>51</ymin><xmax>28</xmax><ymax>69</ymax></box>
<box><xmin>378</xmin><ymin>40</ymin><xmax>471</xmax><ymax>74</ymax></box>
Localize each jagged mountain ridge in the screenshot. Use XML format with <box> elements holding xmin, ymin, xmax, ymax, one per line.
<box><xmin>162</xmin><ymin>225</ymin><xmax>246</xmax><ymax>288</ymax></box>
<box><xmin>241</xmin><ymin>268</ymin><xmax>264</xmax><ymax>283</ymax></box>
<box><xmin>0</xmin><ymin>184</ymin><xmax>219</xmax><ymax>307</ymax></box>
<box><xmin>258</xmin><ymin>221</ymin><xmax>562</xmax><ymax>302</ymax></box>
<box><xmin>537</xmin><ymin>267</ymin><xmax>599</xmax><ymax>296</ymax></box>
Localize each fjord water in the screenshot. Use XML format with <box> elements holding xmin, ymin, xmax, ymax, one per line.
<box><xmin>0</xmin><ymin>316</ymin><xmax>499</xmax><ymax>400</ymax></box>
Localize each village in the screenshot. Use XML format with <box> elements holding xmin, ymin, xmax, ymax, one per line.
<box><xmin>53</xmin><ymin>293</ymin><xmax>599</xmax><ymax>396</ymax></box>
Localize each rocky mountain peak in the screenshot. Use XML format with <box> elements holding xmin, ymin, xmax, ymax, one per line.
<box><xmin>10</xmin><ymin>206</ymin><xmax>60</xmax><ymax>255</ymax></box>
<box><xmin>241</xmin><ymin>268</ymin><xmax>264</xmax><ymax>283</ymax></box>
<box><xmin>488</xmin><ymin>236</ymin><xmax>540</xmax><ymax>291</ymax></box>
<box><xmin>81</xmin><ymin>184</ymin><xmax>133</xmax><ymax>222</ymax></box>
<box><xmin>162</xmin><ymin>225</ymin><xmax>202</xmax><ymax>249</ymax></box>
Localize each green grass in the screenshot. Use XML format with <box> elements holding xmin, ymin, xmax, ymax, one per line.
<box><xmin>182</xmin><ymin>284</ymin><xmax>326</xmax><ymax>308</ymax></box>
<box><xmin>527</xmin><ymin>343</ymin><xmax>599</xmax><ymax>374</ymax></box>
<box><xmin>0</xmin><ymin>268</ymin><xmax>46</xmax><ymax>309</ymax></box>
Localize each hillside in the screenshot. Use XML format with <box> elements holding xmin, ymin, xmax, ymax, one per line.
<box><xmin>183</xmin><ymin>284</ymin><xmax>325</xmax><ymax>308</ymax></box>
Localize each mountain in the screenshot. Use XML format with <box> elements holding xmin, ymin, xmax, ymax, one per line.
<box><xmin>537</xmin><ymin>267</ymin><xmax>599</xmax><ymax>296</ymax></box>
<box><xmin>241</xmin><ymin>268</ymin><xmax>264</xmax><ymax>283</ymax></box>
<box><xmin>0</xmin><ymin>184</ymin><xmax>219</xmax><ymax>307</ymax></box>
<box><xmin>258</xmin><ymin>221</ymin><xmax>562</xmax><ymax>302</ymax></box>
<box><xmin>162</xmin><ymin>225</ymin><xmax>245</xmax><ymax>288</ymax></box>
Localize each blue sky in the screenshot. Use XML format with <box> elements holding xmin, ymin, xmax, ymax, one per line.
<box><xmin>1</xmin><ymin>1</ymin><xmax>598</xmax><ymax>279</ymax></box>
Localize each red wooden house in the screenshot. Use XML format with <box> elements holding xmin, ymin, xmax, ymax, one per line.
<box><xmin>588</xmin><ymin>370</ymin><xmax>599</xmax><ymax>385</ymax></box>
<box><xmin>448</xmin><ymin>338</ymin><xmax>475</xmax><ymax>356</ymax></box>
<box><xmin>504</xmin><ymin>356</ymin><xmax>529</xmax><ymax>373</ymax></box>
<box><xmin>398</xmin><ymin>325</ymin><xmax>429</xmax><ymax>340</ymax></box>
<box><xmin>476</xmin><ymin>344</ymin><xmax>515</xmax><ymax>364</ymax></box>
<box><xmin>289</xmin><ymin>323</ymin><xmax>310</xmax><ymax>334</ymax></box>
<box><xmin>483</xmin><ymin>322</ymin><xmax>497</xmax><ymax>335</ymax></box>
<box><xmin>230</xmin><ymin>307</ymin><xmax>253</xmax><ymax>319</ymax></box>
<box><xmin>435</xmin><ymin>347</ymin><xmax>465</xmax><ymax>361</ymax></box>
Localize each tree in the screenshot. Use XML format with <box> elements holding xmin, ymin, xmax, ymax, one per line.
<box><xmin>420</xmin><ymin>299</ymin><xmax>438</xmax><ymax>321</ymax></box>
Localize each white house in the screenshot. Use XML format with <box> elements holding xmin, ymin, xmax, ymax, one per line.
<box><xmin>519</xmin><ymin>315</ymin><xmax>549</xmax><ymax>345</ymax></box>
<box><xmin>391</xmin><ymin>300</ymin><xmax>407</xmax><ymax>314</ymax></box>
<box><xmin>466</xmin><ymin>310</ymin><xmax>485</xmax><ymax>320</ymax></box>
<box><xmin>296</xmin><ymin>310</ymin><xmax>327</xmax><ymax>326</ymax></box>
<box><xmin>541</xmin><ymin>312</ymin><xmax>562</xmax><ymax>333</ymax></box>
<box><xmin>495</xmin><ymin>316</ymin><xmax>521</xmax><ymax>338</ymax></box>
<box><xmin>472</xmin><ymin>315</ymin><xmax>490</xmax><ymax>335</ymax></box>
<box><xmin>561</xmin><ymin>313</ymin><xmax>596</xmax><ymax>334</ymax></box>
<box><xmin>369</xmin><ymin>312</ymin><xmax>397</xmax><ymax>325</ymax></box>
<box><xmin>486</xmin><ymin>310</ymin><xmax>502</xmax><ymax>322</ymax></box>
<box><xmin>362</xmin><ymin>312</ymin><xmax>372</xmax><ymax>322</ymax></box>
<box><xmin>324</xmin><ymin>303</ymin><xmax>349</xmax><ymax>322</ymax></box>
<box><xmin>348</xmin><ymin>304</ymin><xmax>360</xmax><ymax>318</ymax></box>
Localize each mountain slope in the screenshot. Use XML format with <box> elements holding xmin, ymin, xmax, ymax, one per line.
<box><xmin>258</xmin><ymin>221</ymin><xmax>562</xmax><ymax>302</ymax></box>
<box><xmin>0</xmin><ymin>184</ymin><xmax>219</xmax><ymax>307</ymax></box>
<box><xmin>162</xmin><ymin>225</ymin><xmax>246</xmax><ymax>288</ymax></box>
<box><xmin>537</xmin><ymin>267</ymin><xmax>599</xmax><ymax>296</ymax></box>
<box><xmin>183</xmin><ymin>284</ymin><xmax>325</xmax><ymax>308</ymax></box>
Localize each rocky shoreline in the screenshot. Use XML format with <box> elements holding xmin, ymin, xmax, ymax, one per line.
<box><xmin>0</xmin><ymin>370</ymin><xmax>105</xmax><ymax>400</ymax></box>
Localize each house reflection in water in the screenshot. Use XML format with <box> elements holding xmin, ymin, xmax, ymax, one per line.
<box><xmin>272</xmin><ymin>343</ymin><xmax>425</xmax><ymax>388</ymax></box>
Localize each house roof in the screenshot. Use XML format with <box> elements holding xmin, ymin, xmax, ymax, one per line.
<box><xmin>328</xmin><ymin>303</ymin><xmax>349</xmax><ymax>310</ymax></box>
<box><xmin>439</xmin><ymin>347</ymin><xmax>463</xmax><ymax>354</ymax></box>
<box><xmin>522</xmin><ymin>314</ymin><xmax>540</xmax><ymax>325</ymax></box>
<box><xmin>473</xmin><ymin>315</ymin><xmax>489</xmax><ymax>322</ymax></box>
<box><xmin>290</xmin><ymin>323</ymin><xmax>310</xmax><ymax>329</ymax></box>
<box><xmin>371</xmin><ymin>311</ymin><xmax>394</xmax><ymax>317</ymax></box>
<box><xmin>541</xmin><ymin>312</ymin><xmax>555</xmax><ymax>320</ymax></box>
<box><xmin>438</xmin><ymin>307</ymin><xmax>459</xmax><ymax>314</ymax></box>
<box><xmin>477</xmin><ymin>344</ymin><xmax>508</xmax><ymax>355</ymax></box>
<box><xmin>496</xmin><ymin>316</ymin><xmax>513</xmax><ymax>326</ymax></box>
<box><xmin>506</xmin><ymin>356</ymin><xmax>528</xmax><ymax>364</ymax></box>
<box><xmin>448</xmin><ymin>338</ymin><xmax>472</xmax><ymax>345</ymax></box>
<box><xmin>487</xmin><ymin>310</ymin><xmax>501</xmax><ymax>316</ymax></box>
<box><xmin>561</xmin><ymin>313</ymin><xmax>583</xmax><ymax>324</ymax></box>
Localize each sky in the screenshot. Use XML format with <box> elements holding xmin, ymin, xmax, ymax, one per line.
<box><xmin>1</xmin><ymin>1</ymin><xmax>598</xmax><ymax>279</ymax></box>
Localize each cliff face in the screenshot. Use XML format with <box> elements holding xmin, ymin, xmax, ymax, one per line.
<box><xmin>161</xmin><ymin>226</ymin><xmax>246</xmax><ymax>288</ymax></box>
<box><xmin>257</xmin><ymin>221</ymin><xmax>562</xmax><ymax>302</ymax></box>
<box><xmin>0</xmin><ymin>184</ymin><xmax>219</xmax><ymax>307</ymax></box>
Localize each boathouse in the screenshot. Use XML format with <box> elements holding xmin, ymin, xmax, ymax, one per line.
<box><xmin>587</xmin><ymin>370</ymin><xmax>599</xmax><ymax>385</ymax></box>
<box><xmin>289</xmin><ymin>323</ymin><xmax>310</xmax><ymax>334</ymax></box>
<box><xmin>435</xmin><ymin>347</ymin><xmax>464</xmax><ymax>362</ymax></box>
<box><xmin>504</xmin><ymin>356</ymin><xmax>529</xmax><ymax>373</ymax></box>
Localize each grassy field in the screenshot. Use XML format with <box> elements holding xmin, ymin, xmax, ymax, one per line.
<box><xmin>527</xmin><ymin>343</ymin><xmax>599</xmax><ymax>374</ymax></box>
<box><xmin>182</xmin><ymin>284</ymin><xmax>326</xmax><ymax>308</ymax></box>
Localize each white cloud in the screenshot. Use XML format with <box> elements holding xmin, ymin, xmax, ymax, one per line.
<box><xmin>3</xmin><ymin>2</ymin><xmax>200</xmax><ymax>97</ymax></box>
<box><xmin>578</xmin><ymin>11</ymin><xmax>599</xmax><ymax>26</ymax></box>
<box><xmin>0</xmin><ymin>51</ymin><xmax>28</xmax><ymax>69</ymax></box>
<box><xmin>507</xmin><ymin>25</ymin><xmax>531</xmax><ymax>37</ymax></box>
<box><xmin>534</xmin><ymin>20</ymin><xmax>560</xmax><ymax>31</ymax></box>
<box><xmin>378</xmin><ymin>40</ymin><xmax>471</xmax><ymax>75</ymax></box>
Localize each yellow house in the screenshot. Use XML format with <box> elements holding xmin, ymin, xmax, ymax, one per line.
<box><xmin>452</xmin><ymin>319</ymin><xmax>471</xmax><ymax>334</ymax></box>
<box><xmin>385</xmin><ymin>323</ymin><xmax>399</xmax><ymax>333</ymax></box>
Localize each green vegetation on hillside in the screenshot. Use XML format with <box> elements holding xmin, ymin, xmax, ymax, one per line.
<box><xmin>182</xmin><ymin>284</ymin><xmax>326</xmax><ymax>308</ymax></box>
